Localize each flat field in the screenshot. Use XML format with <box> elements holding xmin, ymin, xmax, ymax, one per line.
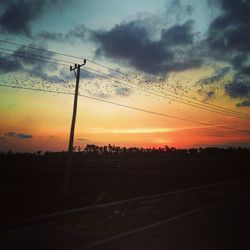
<box><xmin>1</xmin><ymin>156</ymin><xmax>249</xmax><ymax>224</ymax></box>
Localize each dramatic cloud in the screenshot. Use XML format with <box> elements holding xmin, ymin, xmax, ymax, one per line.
<box><xmin>0</xmin><ymin>0</ymin><xmax>74</xmax><ymax>36</ymax></box>
<box><xmin>161</xmin><ymin>20</ymin><xmax>194</xmax><ymax>46</ymax></box>
<box><xmin>208</xmin><ymin>0</ymin><xmax>250</xmax><ymax>52</ymax></box>
<box><xmin>13</xmin><ymin>43</ymin><xmax>61</xmax><ymax>77</ymax></box>
<box><xmin>225</xmin><ymin>80</ymin><xmax>250</xmax><ymax>99</ymax></box>
<box><xmin>13</xmin><ymin>44</ymin><xmax>54</xmax><ymax>65</ymax></box>
<box><xmin>0</xmin><ymin>55</ymin><xmax>22</xmax><ymax>73</ymax></box>
<box><xmin>0</xmin><ymin>0</ymin><xmax>44</xmax><ymax>35</ymax></box>
<box><xmin>1</xmin><ymin>0</ymin><xmax>250</xmax><ymax>106</ymax></box>
<box><xmin>225</xmin><ymin>78</ymin><xmax>250</xmax><ymax>107</ymax></box>
<box><xmin>4</xmin><ymin>131</ymin><xmax>33</xmax><ymax>139</ymax></box>
<box><xmin>92</xmin><ymin>19</ymin><xmax>202</xmax><ymax>75</ymax></box>
<box><xmin>0</xmin><ymin>43</ymin><xmax>66</xmax><ymax>82</ymax></box>
<box><xmin>206</xmin><ymin>0</ymin><xmax>250</xmax><ymax>68</ymax></box>
<box><xmin>92</xmin><ymin>21</ymin><xmax>170</xmax><ymax>75</ymax></box>
<box><xmin>205</xmin><ymin>0</ymin><xmax>250</xmax><ymax>106</ymax></box>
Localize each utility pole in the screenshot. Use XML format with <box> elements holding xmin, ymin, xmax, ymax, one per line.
<box><xmin>62</xmin><ymin>60</ymin><xmax>86</xmax><ymax>197</ymax></box>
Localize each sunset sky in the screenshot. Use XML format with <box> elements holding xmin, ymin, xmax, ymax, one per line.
<box><xmin>0</xmin><ymin>0</ymin><xmax>250</xmax><ymax>152</ymax></box>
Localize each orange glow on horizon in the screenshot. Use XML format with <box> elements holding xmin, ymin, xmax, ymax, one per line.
<box><xmin>1</xmin><ymin>67</ymin><xmax>250</xmax><ymax>152</ymax></box>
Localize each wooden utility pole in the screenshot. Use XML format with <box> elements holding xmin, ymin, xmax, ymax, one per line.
<box><xmin>62</xmin><ymin>60</ymin><xmax>86</xmax><ymax>197</ymax></box>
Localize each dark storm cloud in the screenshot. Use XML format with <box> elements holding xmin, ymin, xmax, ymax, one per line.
<box><xmin>206</xmin><ymin>0</ymin><xmax>250</xmax><ymax>106</ymax></box>
<box><xmin>13</xmin><ymin>43</ymin><xmax>58</xmax><ymax>74</ymax></box>
<box><xmin>230</xmin><ymin>54</ymin><xmax>247</xmax><ymax>70</ymax></box>
<box><xmin>240</xmin><ymin>67</ymin><xmax>250</xmax><ymax>76</ymax></box>
<box><xmin>13</xmin><ymin>43</ymin><xmax>55</xmax><ymax>59</ymax></box>
<box><xmin>4</xmin><ymin>132</ymin><xmax>33</xmax><ymax>139</ymax></box>
<box><xmin>13</xmin><ymin>44</ymin><xmax>52</xmax><ymax>65</ymax></box>
<box><xmin>207</xmin><ymin>0</ymin><xmax>250</xmax><ymax>61</ymax></box>
<box><xmin>0</xmin><ymin>0</ymin><xmax>75</xmax><ymax>75</ymax></box>
<box><xmin>225</xmin><ymin>80</ymin><xmax>250</xmax><ymax>99</ymax></box>
<box><xmin>209</xmin><ymin>25</ymin><xmax>250</xmax><ymax>53</ymax></box>
<box><xmin>161</xmin><ymin>20</ymin><xmax>194</xmax><ymax>45</ymax></box>
<box><xmin>0</xmin><ymin>42</ymin><xmax>63</xmax><ymax>81</ymax></box>
<box><xmin>0</xmin><ymin>55</ymin><xmax>22</xmax><ymax>73</ymax></box>
<box><xmin>92</xmin><ymin>21</ymin><xmax>172</xmax><ymax>75</ymax></box>
<box><xmin>0</xmin><ymin>0</ymin><xmax>74</xmax><ymax>36</ymax></box>
<box><xmin>0</xmin><ymin>0</ymin><xmax>43</xmax><ymax>35</ymax></box>
<box><xmin>92</xmin><ymin>20</ymin><xmax>202</xmax><ymax>75</ymax></box>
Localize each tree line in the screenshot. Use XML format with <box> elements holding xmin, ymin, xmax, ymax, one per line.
<box><xmin>1</xmin><ymin>144</ymin><xmax>250</xmax><ymax>162</ymax></box>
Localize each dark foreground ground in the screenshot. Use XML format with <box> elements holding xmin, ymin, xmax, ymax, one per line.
<box><xmin>87</xmin><ymin>194</ymin><xmax>250</xmax><ymax>250</ymax></box>
<box><xmin>0</xmin><ymin>155</ymin><xmax>250</xmax><ymax>249</ymax></box>
<box><xmin>1</xmin><ymin>156</ymin><xmax>250</xmax><ymax>224</ymax></box>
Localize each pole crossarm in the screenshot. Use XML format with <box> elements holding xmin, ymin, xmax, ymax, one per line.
<box><xmin>70</xmin><ymin>59</ymin><xmax>87</xmax><ymax>71</ymax></box>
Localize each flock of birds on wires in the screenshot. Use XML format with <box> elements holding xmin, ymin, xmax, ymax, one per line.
<box><xmin>0</xmin><ymin>39</ymin><xmax>250</xmax><ymax>133</ymax></box>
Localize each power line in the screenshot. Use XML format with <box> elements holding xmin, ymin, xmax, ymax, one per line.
<box><xmin>86</xmin><ymin>60</ymin><xmax>250</xmax><ymax>118</ymax></box>
<box><xmin>0</xmin><ymin>39</ymin><xmax>84</xmax><ymax>62</ymax></box>
<box><xmin>2</xmin><ymin>46</ymin><xmax>249</xmax><ymax>120</ymax></box>
<box><xmin>0</xmin><ymin>51</ymin><xmax>70</xmax><ymax>67</ymax></box>
<box><xmin>1</xmin><ymin>83</ymin><xmax>249</xmax><ymax>134</ymax></box>
<box><xmin>1</xmin><ymin>38</ymin><xmax>248</xmax><ymax>119</ymax></box>
<box><xmin>0</xmin><ymin>47</ymin><xmax>76</xmax><ymax>65</ymax></box>
<box><xmin>77</xmin><ymin>94</ymin><xmax>250</xmax><ymax>134</ymax></box>
<box><xmin>82</xmin><ymin>67</ymin><xmax>250</xmax><ymax>121</ymax></box>
<box><xmin>83</xmin><ymin>66</ymin><xmax>250</xmax><ymax>120</ymax></box>
<box><xmin>0</xmin><ymin>84</ymin><xmax>74</xmax><ymax>95</ymax></box>
<box><xmin>1</xmin><ymin>39</ymin><xmax>250</xmax><ymax>119</ymax></box>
